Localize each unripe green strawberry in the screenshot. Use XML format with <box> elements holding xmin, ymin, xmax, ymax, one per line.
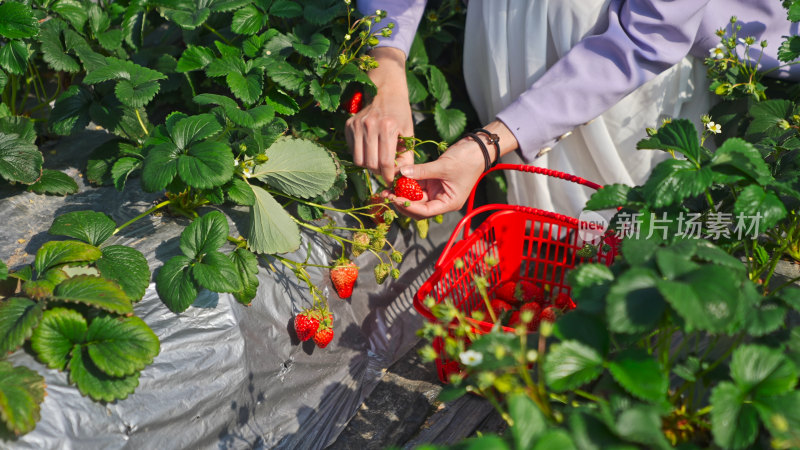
<box><xmin>433</xmin><ymin>214</ymin><xmax>444</xmax><ymax>224</ymax></box>
<box><xmin>390</xmin><ymin>268</ymin><xmax>400</xmax><ymax>279</ymax></box>
<box><xmin>391</xmin><ymin>251</ymin><xmax>403</xmax><ymax>263</ymax></box>
<box><xmin>351</xmin><ymin>231</ymin><xmax>370</xmax><ymax>257</ymax></box>
<box><xmin>415</xmin><ymin>218</ymin><xmax>429</xmax><ymax>239</ymax></box>
<box><xmin>374</xmin><ymin>263</ymin><xmax>391</xmax><ymax>284</ymax></box>
<box><xmin>369</xmin><ymin>232</ymin><xmax>386</xmax><ymax>251</ymax></box>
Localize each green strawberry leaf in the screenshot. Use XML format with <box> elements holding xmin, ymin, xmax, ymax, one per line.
<box><xmin>734</xmin><ymin>185</ymin><xmax>787</xmax><ymax>233</ymax></box>
<box><xmin>605</xmin><ymin>268</ymin><xmax>665</xmax><ymax>334</ymax></box>
<box><xmin>35</xmin><ymin>240</ymin><xmax>102</xmax><ymax>275</ymax></box>
<box><xmin>508</xmin><ymin>393</ymin><xmax>547</xmax><ymax>449</ymax></box>
<box><xmin>251</xmin><ymin>137</ymin><xmax>336</xmax><ymax>199</ymax></box>
<box><xmin>248</xmin><ymin>185</ymin><xmax>300</xmax><ymax>254</ymax></box>
<box><xmin>85</xmin><ymin>315</ymin><xmax>159</xmax><ymax>378</ymax></box>
<box><xmin>0</xmin><ymin>131</ymin><xmax>42</xmax><ymax>185</ymax></box>
<box><xmin>262</xmin><ymin>58</ymin><xmax>305</xmax><ymax>93</ymax></box>
<box><xmin>553</xmin><ymin>311</ymin><xmax>609</xmax><ymax>356</ymax></box>
<box><xmin>308</xmin><ymin>80</ymin><xmax>342</xmax><ymax>112</ymax></box>
<box><xmin>226</xmin><ymin>178</ymin><xmax>256</xmax><ymax>206</ymax></box>
<box><xmin>52</xmin><ymin>0</ymin><xmax>88</xmax><ymax>30</ymax></box>
<box><xmin>585</xmin><ymin>184</ymin><xmax>639</xmax><ymax>210</ymax></box>
<box><xmin>227</xmin><ymin>70</ymin><xmax>263</xmax><ymax>105</ymax></box>
<box><xmin>303</xmin><ymin>2</ymin><xmax>342</xmax><ymax>25</ymax></box>
<box><xmin>269</xmin><ymin>0</ymin><xmax>303</xmax><ymax>18</ymax></box>
<box><xmin>193</xmin><ymin>93</ymin><xmax>275</xmax><ymax>128</ymax></box>
<box><xmin>608</xmin><ymin>349</ymin><xmax>668</xmax><ymax>403</ymax></box>
<box><xmin>406</xmin><ymin>70</ymin><xmax>428</xmax><ymax>104</ymax></box>
<box><xmin>434</xmin><ymin>103</ymin><xmax>467</xmax><ymax>143</ymax></box>
<box><xmin>50</xmin><ymin>85</ymin><xmax>93</xmax><ymax>136</ymax></box>
<box><xmin>49</xmin><ymin>210</ymin><xmax>116</xmax><ymax>246</ymax></box>
<box><xmin>730</xmin><ymin>345</ymin><xmax>798</xmax><ymax>398</ymax></box>
<box><xmin>39</xmin><ymin>19</ymin><xmax>80</xmax><ymax>73</ymax></box>
<box><xmin>0</xmin><ymin>298</ymin><xmax>43</xmax><ymax>355</ymax></box>
<box><xmin>710</xmin><ymin>138</ymin><xmax>773</xmax><ymax>185</ymax></box>
<box><xmin>0</xmin><ymin>40</ymin><xmax>30</xmax><ymax>75</ymax></box>
<box><xmin>95</xmin><ymin>245</ymin><xmax>150</xmax><ymax>302</ymax></box>
<box><xmin>0</xmin><ymin>2</ymin><xmax>38</xmax><ymax>39</ymax></box>
<box><xmin>27</xmin><ymin>169</ymin><xmax>78</xmax><ymax>196</ymax></box>
<box><xmin>31</xmin><ymin>308</ymin><xmax>87</xmax><ymax>371</ymax></box>
<box><xmin>641</xmin><ymin>159</ymin><xmax>713</xmax><ymax>208</ymax></box>
<box><xmin>0</xmin><ymin>115</ymin><xmax>35</xmax><ymax>144</ymax></box>
<box><xmin>294</xmin><ymin>33</ymin><xmax>330</xmax><ymax>58</ymax></box>
<box><xmin>193</xmin><ymin>251</ymin><xmax>242</xmax><ymax>293</ymax></box>
<box><xmin>0</xmin><ymin>361</ymin><xmax>46</xmax><ymax>436</ymax></box>
<box><xmin>162</xmin><ymin>6</ymin><xmax>210</xmax><ymax>30</ymax></box>
<box><xmin>0</xmin><ymin>259</ymin><xmax>6</xmax><ymax>280</ymax></box>
<box><xmin>778</xmin><ymin>35</ymin><xmax>800</xmax><ymax>63</ymax></box>
<box><xmin>746</xmin><ymin>302</ymin><xmax>787</xmax><ymax>337</ymax></box>
<box><xmin>265</xmin><ymin>88</ymin><xmax>300</xmax><ymax>115</ymax></box>
<box><xmin>637</xmin><ymin>119</ymin><xmax>704</xmax><ymax>164</ymax></box>
<box><xmin>544</xmin><ymin>340</ymin><xmax>604</xmax><ymax>392</ymax></box>
<box><xmin>110</xmin><ymin>157</ymin><xmax>140</xmax><ymax>191</ymax></box>
<box><xmin>614</xmin><ymin>405</ymin><xmax>671</xmax><ymax>449</ymax></box>
<box><xmin>177</xmin><ymin>141</ymin><xmax>234</xmax><ymax>188</ymax></box>
<box><xmin>176</xmin><ymin>45</ymin><xmax>216</xmax><ymax>73</ymax></box>
<box><xmin>754</xmin><ymin>391</ymin><xmax>800</xmax><ymax>444</ymax></box>
<box><xmin>114</xmin><ymin>79</ymin><xmax>160</xmax><ymax>108</ymax></box>
<box><xmin>169</xmin><ymin>113</ymin><xmax>223</xmax><ymax>149</ymax></box>
<box><xmin>68</xmin><ymin>347</ymin><xmax>140</xmax><ymax>402</ymax></box>
<box><xmin>657</xmin><ymin>266</ymin><xmax>745</xmax><ymax>334</ymax></box>
<box><xmin>180</xmin><ymin>210</ymin><xmax>229</xmax><ymax>260</ymax></box>
<box><xmin>141</xmin><ymin>142</ymin><xmax>181</xmax><ymax>192</ymax></box>
<box><xmin>52</xmin><ymin>275</ymin><xmax>133</xmax><ymax>315</ymax></box>
<box><xmin>230</xmin><ymin>248</ymin><xmax>259</xmax><ymax>305</ymax></box>
<box><xmin>155</xmin><ymin>255</ymin><xmax>198</xmax><ymax>314</ymax></box>
<box><xmin>427</xmin><ymin>66</ymin><xmax>451</xmax><ymax>108</ymax></box>
<box><xmin>710</xmin><ymin>382</ymin><xmax>759</xmax><ymax>450</ymax></box>
<box><xmin>747</xmin><ymin>99</ymin><xmax>793</xmax><ymax>138</ymax></box>
<box><xmin>231</xmin><ymin>4</ymin><xmax>266</xmax><ymax>35</ymax></box>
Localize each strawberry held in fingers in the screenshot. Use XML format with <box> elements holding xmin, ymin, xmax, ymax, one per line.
<box><xmin>347</xmin><ymin>91</ymin><xmax>363</xmax><ymax>114</ymax></box>
<box><xmin>393</xmin><ymin>176</ymin><xmax>423</xmax><ymax>201</ymax></box>
<box><xmin>330</xmin><ymin>259</ymin><xmax>358</xmax><ymax>298</ymax></box>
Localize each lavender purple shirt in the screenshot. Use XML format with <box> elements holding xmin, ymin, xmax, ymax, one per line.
<box><xmin>359</xmin><ymin>0</ymin><xmax>800</xmax><ymax>161</ymax></box>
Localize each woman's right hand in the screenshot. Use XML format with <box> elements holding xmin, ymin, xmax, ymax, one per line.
<box><xmin>345</xmin><ymin>47</ymin><xmax>415</xmax><ymax>185</ymax></box>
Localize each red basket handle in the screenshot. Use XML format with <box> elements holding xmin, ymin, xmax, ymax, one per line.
<box><xmin>434</xmin><ymin>203</ymin><xmax>582</xmax><ymax>269</ymax></box>
<box><xmin>461</xmin><ymin>163</ymin><xmax>602</xmax><ymax>240</ymax></box>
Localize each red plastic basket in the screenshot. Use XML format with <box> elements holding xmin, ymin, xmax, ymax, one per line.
<box><xmin>413</xmin><ymin>164</ymin><xmax>617</xmax><ymax>383</ymax></box>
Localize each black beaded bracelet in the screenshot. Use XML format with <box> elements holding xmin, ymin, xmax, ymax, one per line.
<box><xmin>464</xmin><ymin>132</ymin><xmax>491</xmax><ymax>172</ymax></box>
<box><xmin>473</xmin><ymin>128</ymin><xmax>500</xmax><ymax>167</ymax></box>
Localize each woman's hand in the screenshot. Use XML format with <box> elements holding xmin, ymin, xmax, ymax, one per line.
<box><xmin>386</xmin><ymin>139</ymin><xmax>486</xmax><ymax>219</ymax></box>
<box><xmin>387</xmin><ymin>120</ymin><xmax>520</xmax><ymax>219</ymax></box>
<box><xmin>346</xmin><ymin>47</ymin><xmax>415</xmax><ymax>184</ymax></box>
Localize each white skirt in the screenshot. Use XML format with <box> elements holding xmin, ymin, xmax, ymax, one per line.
<box><xmin>463</xmin><ymin>0</ymin><xmax>712</xmax><ymax>217</ymax></box>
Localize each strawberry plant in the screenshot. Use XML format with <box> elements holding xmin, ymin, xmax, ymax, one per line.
<box><xmin>0</xmin><ymin>0</ymin><xmax>471</xmax><ymax>439</ymax></box>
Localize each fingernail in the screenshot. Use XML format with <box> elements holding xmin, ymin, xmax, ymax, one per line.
<box><xmin>400</xmin><ymin>166</ymin><xmax>414</xmax><ymax>178</ymax></box>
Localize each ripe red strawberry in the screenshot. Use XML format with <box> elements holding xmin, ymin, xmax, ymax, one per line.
<box><xmin>490</xmin><ymin>299</ymin><xmax>513</xmax><ymax>318</ymax></box>
<box><xmin>540</xmin><ymin>306</ymin><xmax>558</xmax><ymax>324</ymax></box>
<box><xmin>313</xmin><ymin>313</ymin><xmax>334</xmax><ymax>348</ymax></box>
<box><xmin>509</xmin><ymin>302</ymin><xmax>542</xmax><ymax>331</ymax></box>
<box><xmin>495</xmin><ymin>280</ymin><xmax>518</xmax><ymax>304</ymax></box>
<box><xmin>294</xmin><ymin>310</ymin><xmax>320</xmax><ymax>341</ymax></box>
<box><xmin>516</xmin><ymin>280</ymin><xmax>545</xmax><ymax>304</ymax></box>
<box><xmin>330</xmin><ymin>259</ymin><xmax>358</xmax><ymax>298</ymax></box>
<box><xmin>347</xmin><ymin>91</ymin><xmax>363</xmax><ymax>114</ymax></box>
<box><xmin>393</xmin><ymin>176</ymin><xmax>423</xmax><ymax>201</ymax></box>
<box><xmin>554</xmin><ymin>292</ymin><xmax>576</xmax><ymax>311</ymax></box>
<box><xmin>367</xmin><ymin>194</ymin><xmax>393</xmax><ymax>225</ymax></box>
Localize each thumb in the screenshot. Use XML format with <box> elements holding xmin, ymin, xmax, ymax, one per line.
<box><xmin>399</xmin><ymin>159</ymin><xmax>446</xmax><ymax>181</ymax></box>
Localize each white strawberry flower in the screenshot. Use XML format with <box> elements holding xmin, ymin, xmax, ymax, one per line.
<box><xmin>707</xmin><ymin>121</ymin><xmax>722</xmax><ymax>134</ymax></box>
<box><xmin>709</xmin><ymin>44</ymin><xmax>725</xmax><ymax>60</ymax></box>
<box><xmin>459</xmin><ymin>349</ymin><xmax>483</xmax><ymax>366</ymax></box>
